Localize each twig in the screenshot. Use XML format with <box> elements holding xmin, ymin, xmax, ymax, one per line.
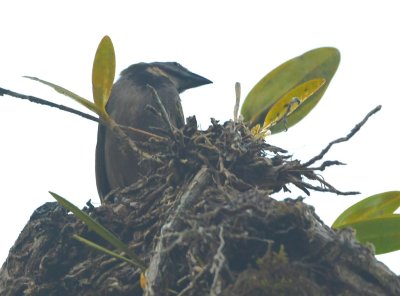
<box><xmin>145</xmin><ymin>167</ymin><xmax>211</xmax><ymax>295</ymax></box>
<box><xmin>107</xmin><ymin>118</ymin><xmax>163</xmax><ymax>164</ymax></box>
<box><xmin>294</xmin><ymin>179</ymin><xmax>359</xmax><ymax>195</ymax></box>
<box><xmin>303</xmin><ymin>105</ymin><xmax>382</xmax><ymax>167</ymax></box>
<box><xmin>120</xmin><ymin>125</ymin><xmax>167</xmax><ymax>141</ymax></box>
<box><xmin>1</xmin><ymin>86</ymin><xmax>167</xmax><ymax>140</ymax></box>
<box><xmin>177</xmin><ymin>263</ymin><xmax>209</xmax><ymax>296</ymax></box>
<box><xmin>307</xmin><ymin>160</ymin><xmax>346</xmax><ymax>171</ymax></box>
<box><xmin>210</xmin><ymin>226</ymin><xmax>225</xmax><ymax>296</ymax></box>
<box><xmin>0</xmin><ymin>86</ymin><xmax>99</xmax><ymax>122</ymax></box>
<box><xmin>146</xmin><ymin>84</ymin><xmax>176</xmax><ymax>137</ymax></box>
<box><xmin>234</xmin><ymin>82</ymin><xmax>241</xmax><ymax>122</ymax></box>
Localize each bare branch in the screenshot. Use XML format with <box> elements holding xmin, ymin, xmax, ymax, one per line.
<box><xmin>303</xmin><ymin>105</ymin><xmax>382</xmax><ymax>167</ymax></box>
<box><xmin>0</xmin><ymin>86</ymin><xmax>99</xmax><ymax>123</ymax></box>
<box><xmin>1</xmin><ymin>86</ymin><xmax>167</xmax><ymax>141</ymax></box>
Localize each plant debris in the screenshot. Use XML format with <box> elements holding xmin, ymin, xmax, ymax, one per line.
<box><xmin>1</xmin><ymin>107</ymin><xmax>398</xmax><ymax>296</ymax></box>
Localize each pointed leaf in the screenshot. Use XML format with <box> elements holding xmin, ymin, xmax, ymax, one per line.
<box><xmin>263</xmin><ymin>78</ymin><xmax>326</xmax><ymax>129</ymax></box>
<box><xmin>332</xmin><ymin>191</ymin><xmax>400</xmax><ymax>228</ymax></box>
<box><xmin>50</xmin><ymin>191</ymin><xmax>146</xmax><ymax>270</ymax></box>
<box><xmin>73</xmin><ymin>234</ymin><xmax>138</xmax><ymax>266</ymax></box>
<box><xmin>24</xmin><ymin>76</ymin><xmax>101</xmax><ymax>115</ymax></box>
<box><xmin>344</xmin><ymin>215</ymin><xmax>400</xmax><ymax>254</ymax></box>
<box><xmin>92</xmin><ymin>35</ymin><xmax>115</xmax><ymax>117</ymax></box>
<box><xmin>241</xmin><ymin>47</ymin><xmax>340</xmax><ymax>133</ymax></box>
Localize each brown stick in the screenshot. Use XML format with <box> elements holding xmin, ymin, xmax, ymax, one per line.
<box><xmin>0</xmin><ymin>86</ymin><xmax>165</xmax><ymax>140</ymax></box>
<box><xmin>303</xmin><ymin>105</ymin><xmax>382</xmax><ymax>167</ymax></box>
<box><xmin>0</xmin><ymin>86</ymin><xmax>99</xmax><ymax>122</ymax></box>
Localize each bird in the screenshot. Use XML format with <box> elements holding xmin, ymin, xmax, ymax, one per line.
<box><xmin>95</xmin><ymin>62</ymin><xmax>212</xmax><ymax>201</ymax></box>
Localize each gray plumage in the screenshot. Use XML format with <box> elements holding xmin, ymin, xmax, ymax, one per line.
<box><xmin>95</xmin><ymin>62</ymin><xmax>212</xmax><ymax>200</ymax></box>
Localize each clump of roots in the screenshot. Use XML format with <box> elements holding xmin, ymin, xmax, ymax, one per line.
<box><xmin>97</xmin><ymin>111</ymin><xmax>388</xmax><ymax>295</ymax></box>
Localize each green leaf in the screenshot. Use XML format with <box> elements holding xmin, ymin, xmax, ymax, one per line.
<box><xmin>241</xmin><ymin>47</ymin><xmax>340</xmax><ymax>133</ymax></box>
<box><xmin>50</xmin><ymin>191</ymin><xmax>146</xmax><ymax>271</ymax></box>
<box><xmin>344</xmin><ymin>215</ymin><xmax>400</xmax><ymax>254</ymax></box>
<box><xmin>73</xmin><ymin>234</ymin><xmax>137</xmax><ymax>266</ymax></box>
<box><xmin>24</xmin><ymin>76</ymin><xmax>101</xmax><ymax>115</ymax></box>
<box><xmin>332</xmin><ymin>191</ymin><xmax>400</xmax><ymax>228</ymax></box>
<box><xmin>92</xmin><ymin>35</ymin><xmax>115</xmax><ymax>118</ymax></box>
<box><xmin>263</xmin><ymin>78</ymin><xmax>326</xmax><ymax>129</ymax></box>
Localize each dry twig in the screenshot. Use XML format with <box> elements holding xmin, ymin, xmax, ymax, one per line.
<box><xmin>303</xmin><ymin>105</ymin><xmax>382</xmax><ymax>167</ymax></box>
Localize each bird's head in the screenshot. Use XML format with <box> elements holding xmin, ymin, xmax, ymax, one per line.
<box><xmin>121</xmin><ymin>62</ymin><xmax>212</xmax><ymax>93</ymax></box>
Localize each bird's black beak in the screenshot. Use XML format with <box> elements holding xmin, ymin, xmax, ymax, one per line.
<box><xmin>181</xmin><ymin>71</ymin><xmax>212</xmax><ymax>90</ymax></box>
<box><xmin>157</xmin><ymin>62</ymin><xmax>212</xmax><ymax>92</ymax></box>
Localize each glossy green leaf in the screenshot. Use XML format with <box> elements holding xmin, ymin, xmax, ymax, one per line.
<box><xmin>24</xmin><ymin>76</ymin><xmax>101</xmax><ymax>115</ymax></box>
<box><xmin>332</xmin><ymin>191</ymin><xmax>400</xmax><ymax>228</ymax></box>
<box><xmin>50</xmin><ymin>191</ymin><xmax>146</xmax><ymax>270</ymax></box>
<box><xmin>344</xmin><ymin>215</ymin><xmax>400</xmax><ymax>254</ymax></box>
<box><xmin>92</xmin><ymin>35</ymin><xmax>115</xmax><ymax>118</ymax></box>
<box><xmin>263</xmin><ymin>78</ymin><xmax>326</xmax><ymax>129</ymax></box>
<box><xmin>241</xmin><ymin>47</ymin><xmax>340</xmax><ymax>133</ymax></box>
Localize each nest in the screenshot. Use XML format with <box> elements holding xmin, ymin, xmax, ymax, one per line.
<box><xmin>1</xmin><ymin>113</ymin><xmax>399</xmax><ymax>296</ymax></box>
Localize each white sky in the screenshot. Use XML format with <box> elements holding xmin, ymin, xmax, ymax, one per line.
<box><xmin>1</xmin><ymin>1</ymin><xmax>400</xmax><ymax>274</ymax></box>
